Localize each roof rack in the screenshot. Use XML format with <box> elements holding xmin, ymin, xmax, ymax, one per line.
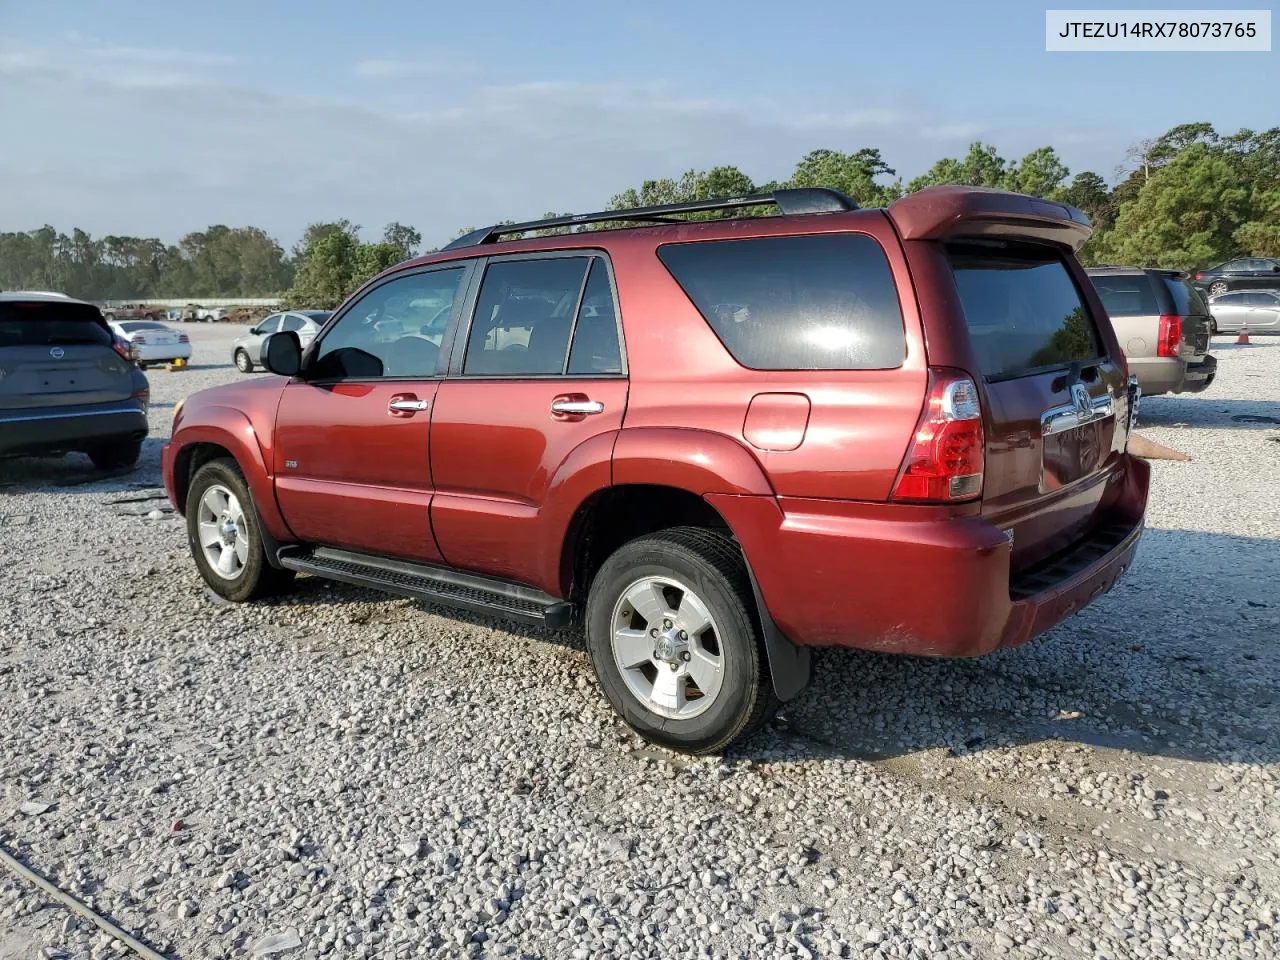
<box><xmin>443</xmin><ymin>187</ymin><xmax>859</xmax><ymax>250</ymax></box>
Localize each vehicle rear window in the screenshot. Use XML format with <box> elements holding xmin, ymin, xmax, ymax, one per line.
<box><xmin>947</xmin><ymin>242</ymin><xmax>1102</xmax><ymax>381</ymax></box>
<box><xmin>119</xmin><ymin>321</ymin><xmax>169</xmax><ymax>332</ymax></box>
<box><xmin>1088</xmin><ymin>273</ymin><xmax>1160</xmax><ymax>317</ymax></box>
<box><xmin>0</xmin><ymin>302</ymin><xmax>113</xmax><ymax>347</ymax></box>
<box><xmin>657</xmin><ymin>234</ymin><xmax>906</xmax><ymax>370</ymax></box>
<box><xmin>1163</xmin><ymin>277</ymin><xmax>1208</xmax><ymax>316</ymax></box>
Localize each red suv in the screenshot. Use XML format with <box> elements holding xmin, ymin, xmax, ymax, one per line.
<box><xmin>163</xmin><ymin>185</ymin><xmax>1148</xmax><ymax>754</ymax></box>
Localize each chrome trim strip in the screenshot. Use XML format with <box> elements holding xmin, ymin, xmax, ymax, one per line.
<box><xmin>0</xmin><ymin>406</ymin><xmax>144</xmax><ymax>425</ymax></box>
<box><xmin>1041</xmin><ymin>392</ymin><xmax>1115</xmax><ymax>437</ymax></box>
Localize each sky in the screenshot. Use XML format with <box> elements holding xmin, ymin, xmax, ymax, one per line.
<box><xmin>1</xmin><ymin>0</ymin><xmax>1276</xmax><ymax>249</ymax></box>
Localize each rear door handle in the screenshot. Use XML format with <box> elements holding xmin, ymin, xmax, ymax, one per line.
<box><xmin>551</xmin><ymin>398</ymin><xmax>605</xmax><ymax>417</ymax></box>
<box><xmin>388</xmin><ymin>395</ymin><xmax>430</xmax><ymax>416</ymax></box>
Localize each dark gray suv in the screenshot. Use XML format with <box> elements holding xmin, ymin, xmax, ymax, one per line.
<box><xmin>0</xmin><ymin>292</ymin><xmax>150</xmax><ymax>469</ymax></box>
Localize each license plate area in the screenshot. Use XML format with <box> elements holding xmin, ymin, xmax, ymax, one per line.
<box><xmin>1041</xmin><ymin>417</ymin><xmax>1113</xmax><ymax>492</ymax></box>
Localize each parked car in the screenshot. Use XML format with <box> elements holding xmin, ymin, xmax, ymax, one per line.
<box><xmin>231</xmin><ymin>311</ymin><xmax>330</xmax><ymax>372</ymax></box>
<box><xmin>1207</xmin><ymin>289</ymin><xmax>1280</xmax><ymax>334</ymax></box>
<box><xmin>107</xmin><ymin>319</ymin><xmax>193</xmax><ymax>369</ymax></box>
<box><xmin>1193</xmin><ymin>257</ymin><xmax>1280</xmax><ymax>297</ymax></box>
<box><xmin>0</xmin><ymin>292</ymin><xmax>149</xmax><ymax>469</ymax></box>
<box><xmin>1086</xmin><ymin>266</ymin><xmax>1217</xmax><ymax>397</ymax></box>
<box><xmin>100</xmin><ymin>302</ymin><xmax>164</xmax><ymax>323</ymax></box>
<box><xmin>163</xmin><ymin>186</ymin><xmax>1148</xmax><ymax>755</ymax></box>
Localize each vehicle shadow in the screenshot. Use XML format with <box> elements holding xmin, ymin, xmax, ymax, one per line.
<box><xmin>0</xmin><ymin>437</ymin><xmax>166</xmax><ymax>494</ymax></box>
<box><xmin>1136</xmin><ymin>395</ymin><xmax>1280</xmax><ymax>430</ymax></box>
<box><xmin>257</xmin><ymin>527</ymin><xmax>1279</xmax><ymax>771</ymax></box>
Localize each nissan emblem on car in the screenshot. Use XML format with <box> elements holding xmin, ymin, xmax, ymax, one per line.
<box><xmin>49</xmin><ymin>346</ymin><xmax>65</xmax><ymax>359</ymax></box>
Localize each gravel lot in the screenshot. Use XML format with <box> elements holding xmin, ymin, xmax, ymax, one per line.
<box><xmin>2</xmin><ymin>324</ymin><xmax>1278</xmax><ymax>960</ymax></box>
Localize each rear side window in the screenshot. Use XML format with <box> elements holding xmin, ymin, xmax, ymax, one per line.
<box><xmin>1163</xmin><ymin>277</ymin><xmax>1207</xmax><ymax>316</ymax></box>
<box><xmin>0</xmin><ymin>302</ymin><xmax>113</xmax><ymax>347</ymax></box>
<box><xmin>1089</xmin><ymin>274</ymin><xmax>1160</xmax><ymax>317</ymax></box>
<box><xmin>948</xmin><ymin>243</ymin><xmax>1102</xmax><ymax>381</ymax></box>
<box><xmin>657</xmin><ymin>234</ymin><xmax>906</xmax><ymax>370</ymax></box>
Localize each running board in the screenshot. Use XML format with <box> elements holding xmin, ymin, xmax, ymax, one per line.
<box><xmin>276</xmin><ymin>546</ymin><xmax>574</xmax><ymax>629</ymax></box>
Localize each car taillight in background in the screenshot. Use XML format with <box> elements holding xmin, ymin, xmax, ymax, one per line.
<box><xmin>178</xmin><ymin>333</ymin><xmax>190</xmax><ymax>343</ymax></box>
<box><xmin>891</xmin><ymin>368</ymin><xmax>985</xmax><ymax>503</ymax></box>
<box><xmin>1157</xmin><ymin>314</ymin><xmax>1182</xmax><ymax>358</ymax></box>
<box><xmin>1194</xmin><ymin>272</ymin><xmax>1203</xmax><ymax>282</ymax></box>
<box><xmin>111</xmin><ymin>335</ymin><xmax>134</xmax><ymax>362</ymax></box>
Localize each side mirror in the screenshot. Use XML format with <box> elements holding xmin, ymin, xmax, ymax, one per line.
<box><xmin>262</xmin><ymin>331</ymin><xmax>302</xmax><ymax>377</ymax></box>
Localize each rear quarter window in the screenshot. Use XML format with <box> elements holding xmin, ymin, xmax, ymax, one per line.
<box><xmin>657</xmin><ymin>234</ymin><xmax>906</xmax><ymax>370</ymax></box>
<box><xmin>948</xmin><ymin>242</ymin><xmax>1103</xmax><ymax>381</ymax></box>
<box><xmin>1163</xmin><ymin>277</ymin><xmax>1208</xmax><ymax>316</ymax></box>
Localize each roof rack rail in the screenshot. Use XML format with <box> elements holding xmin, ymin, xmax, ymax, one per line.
<box><xmin>443</xmin><ymin>187</ymin><xmax>859</xmax><ymax>250</ymax></box>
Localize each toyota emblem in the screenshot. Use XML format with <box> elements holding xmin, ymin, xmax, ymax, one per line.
<box><xmin>49</xmin><ymin>347</ymin><xmax>65</xmax><ymax>359</ymax></box>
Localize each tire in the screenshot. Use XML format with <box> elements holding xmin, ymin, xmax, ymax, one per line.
<box><xmin>235</xmin><ymin>350</ymin><xmax>253</xmax><ymax>373</ymax></box>
<box><xmin>103</xmin><ymin>312</ymin><xmax>116</xmax><ymax>323</ymax></box>
<box><xmin>137</xmin><ymin>362</ymin><xmax>148</xmax><ymax>371</ymax></box>
<box><xmin>186</xmin><ymin>458</ymin><xmax>295</xmax><ymax>602</ymax></box>
<box><xmin>87</xmin><ymin>439</ymin><xmax>142</xmax><ymax>471</ymax></box>
<box><xmin>1209</xmin><ymin>281</ymin><xmax>1228</xmax><ymax>296</ymax></box>
<box><xmin>585</xmin><ymin>526</ymin><xmax>779</xmax><ymax>755</ymax></box>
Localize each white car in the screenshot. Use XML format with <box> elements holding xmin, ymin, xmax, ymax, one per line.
<box><xmin>1207</xmin><ymin>289</ymin><xmax>1280</xmax><ymax>334</ymax></box>
<box><xmin>108</xmin><ymin>320</ymin><xmax>193</xmax><ymax>368</ymax></box>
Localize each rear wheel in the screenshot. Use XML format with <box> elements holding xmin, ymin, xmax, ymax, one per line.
<box><xmin>1209</xmin><ymin>281</ymin><xmax>1228</xmax><ymax>296</ymax></box>
<box><xmin>235</xmin><ymin>350</ymin><xmax>253</xmax><ymax>373</ymax></box>
<box><xmin>186</xmin><ymin>459</ymin><xmax>294</xmax><ymax>602</ymax></box>
<box><xmin>585</xmin><ymin>527</ymin><xmax>778</xmax><ymax>755</ymax></box>
<box><xmin>87</xmin><ymin>439</ymin><xmax>142</xmax><ymax>471</ymax></box>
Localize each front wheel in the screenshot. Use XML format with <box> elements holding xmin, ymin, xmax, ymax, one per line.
<box><xmin>186</xmin><ymin>459</ymin><xmax>294</xmax><ymax>602</ymax></box>
<box><xmin>585</xmin><ymin>527</ymin><xmax>779</xmax><ymax>755</ymax></box>
<box><xmin>234</xmin><ymin>349</ymin><xmax>253</xmax><ymax>373</ymax></box>
<box><xmin>1209</xmin><ymin>281</ymin><xmax>1228</xmax><ymax>296</ymax></box>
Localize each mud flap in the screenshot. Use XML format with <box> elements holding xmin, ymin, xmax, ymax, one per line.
<box><xmin>743</xmin><ymin>562</ymin><xmax>811</xmax><ymax>702</ymax></box>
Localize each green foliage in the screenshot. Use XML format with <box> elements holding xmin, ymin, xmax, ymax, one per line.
<box><xmin>787</xmin><ymin>148</ymin><xmax>902</xmax><ymax>206</ymax></box>
<box><xmin>282</xmin><ymin>223</ymin><xmax>413</xmax><ymax>309</ymax></box>
<box><xmin>1098</xmin><ymin>143</ymin><xmax>1251</xmax><ymax>269</ymax></box>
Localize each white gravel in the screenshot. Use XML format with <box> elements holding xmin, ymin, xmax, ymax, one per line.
<box><xmin>1</xmin><ymin>325</ymin><xmax>1278</xmax><ymax>960</ymax></box>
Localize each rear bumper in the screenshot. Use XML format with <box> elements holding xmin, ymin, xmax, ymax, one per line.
<box><xmin>136</xmin><ymin>343</ymin><xmax>193</xmax><ymax>362</ymax></box>
<box><xmin>710</xmin><ymin>455</ymin><xmax>1150</xmax><ymax>658</ymax></box>
<box><xmin>0</xmin><ymin>403</ymin><xmax>148</xmax><ymax>456</ymax></box>
<box><xmin>1180</xmin><ymin>354</ymin><xmax>1217</xmax><ymax>392</ymax></box>
<box><xmin>1125</xmin><ymin>357</ymin><xmax>1186</xmax><ymax>397</ymax></box>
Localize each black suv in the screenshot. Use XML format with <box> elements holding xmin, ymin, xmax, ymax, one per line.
<box><xmin>0</xmin><ymin>292</ymin><xmax>150</xmax><ymax>468</ymax></box>
<box><xmin>1194</xmin><ymin>258</ymin><xmax>1280</xmax><ymax>297</ymax></box>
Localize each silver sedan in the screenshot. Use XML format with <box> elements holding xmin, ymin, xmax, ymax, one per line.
<box><xmin>232</xmin><ymin>311</ymin><xmax>330</xmax><ymax>373</ymax></box>
<box><xmin>1208</xmin><ymin>289</ymin><xmax>1280</xmax><ymax>334</ymax></box>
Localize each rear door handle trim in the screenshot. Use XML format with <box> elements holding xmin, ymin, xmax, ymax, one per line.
<box><xmin>551</xmin><ymin>399</ymin><xmax>605</xmax><ymax>416</ymax></box>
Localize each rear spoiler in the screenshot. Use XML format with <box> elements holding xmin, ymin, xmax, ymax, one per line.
<box><xmin>887</xmin><ymin>185</ymin><xmax>1093</xmax><ymax>253</ymax></box>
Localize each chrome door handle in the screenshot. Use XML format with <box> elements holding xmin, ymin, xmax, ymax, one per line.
<box><xmin>551</xmin><ymin>399</ymin><xmax>605</xmax><ymax>415</ymax></box>
<box><xmin>388</xmin><ymin>399</ymin><xmax>430</xmax><ymax>412</ymax></box>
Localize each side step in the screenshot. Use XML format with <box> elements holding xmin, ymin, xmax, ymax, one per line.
<box><xmin>277</xmin><ymin>546</ymin><xmax>574</xmax><ymax>629</ymax></box>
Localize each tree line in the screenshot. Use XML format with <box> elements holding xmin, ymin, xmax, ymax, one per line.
<box><xmin>2</xmin><ymin>122</ymin><xmax>1275</xmax><ymax>310</ymax></box>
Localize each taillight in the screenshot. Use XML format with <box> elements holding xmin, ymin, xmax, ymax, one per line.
<box><xmin>133</xmin><ymin>335</ymin><xmax>146</xmax><ymax>345</ymax></box>
<box><xmin>178</xmin><ymin>333</ymin><xmax>190</xmax><ymax>343</ymax></box>
<box><xmin>1157</xmin><ymin>314</ymin><xmax>1182</xmax><ymax>358</ymax></box>
<box><xmin>891</xmin><ymin>368</ymin><xmax>985</xmax><ymax>503</ymax></box>
<box><xmin>1194</xmin><ymin>272</ymin><xmax>1203</xmax><ymax>282</ymax></box>
<box><xmin>133</xmin><ymin>385</ymin><xmax>150</xmax><ymax>413</ymax></box>
<box><xmin>111</xmin><ymin>335</ymin><xmax>133</xmax><ymax>362</ymax></box>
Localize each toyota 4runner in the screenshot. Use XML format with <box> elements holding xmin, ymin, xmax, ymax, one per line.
<box><xmin>163</xmin><ymin>185</ymin><xmax>1149</xmax><ymax>754</ymax></box>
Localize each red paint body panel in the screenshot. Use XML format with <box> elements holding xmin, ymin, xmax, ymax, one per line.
<box><xmin>708</xmin><ymin>454</ymin><xmax>1147</xmax><ymax>655</ymax></box>
<box><xmin>429</xmin><ymin>378</ymin><xmax>627</xmax><ymax>590</ymax></box>
<box><xmin>161</xmin><ymin>377</ymin><xmax>292</xmax><ymax>542</ymax></box>
<box><xmin>272</xmin><ymin>380</ymin><xmax>443</xmax><ymax>562</ymax></box>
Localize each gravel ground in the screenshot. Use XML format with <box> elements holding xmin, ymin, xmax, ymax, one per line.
<box><xmin>1</xmin><ymin>325</ymin><xmax>1278</xmax><ymax>960</ymax></box>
